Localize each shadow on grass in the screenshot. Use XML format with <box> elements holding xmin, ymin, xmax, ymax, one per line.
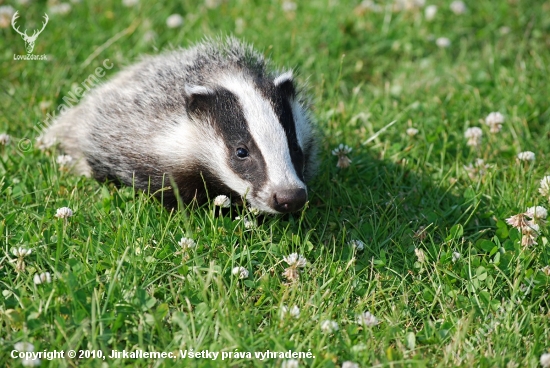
<box><xmin>295</xmin><ymin>150</ymin><xmax>492</xmax><ymax>271</ymax></box>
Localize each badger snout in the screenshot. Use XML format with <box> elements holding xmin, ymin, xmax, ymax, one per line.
<box><xmin>271</xmin><ymin>188</ymin><xmax>307</xmax><ymax>213</ymax></box>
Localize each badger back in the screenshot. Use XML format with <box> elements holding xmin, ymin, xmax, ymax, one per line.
<box><xmin>50</xmin><ymin>38</ymin><xmax>318</xmax><ymax>214</ymax></box>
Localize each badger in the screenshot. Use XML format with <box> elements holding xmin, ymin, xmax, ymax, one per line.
<box><xmin>45</xmin><ymin>37</ymin><xmax>318</xmax><ymax>214</ymax></box>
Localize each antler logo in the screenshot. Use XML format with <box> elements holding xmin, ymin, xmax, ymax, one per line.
<box><xmin>11</xmin><ymin>11</ymin><xmax>49</xmax><ymax>54</ymax></box>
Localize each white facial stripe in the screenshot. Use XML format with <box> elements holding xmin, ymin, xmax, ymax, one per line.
<box><xmin>153</xmin><ymin>114</ymin><xmax>251</xmax><ymax>196</ymax></box>
<box><xmin>153</xmin><ymin>114</ymin><xmax>198</xmax><ymax>166</ymax></box>
<box><xmin>219</xmin><ymin>74</ymin><xmax>306</xmax><ymax>190</ymax></box>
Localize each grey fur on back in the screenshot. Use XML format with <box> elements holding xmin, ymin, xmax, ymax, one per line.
<box><xmin>45</xmin><ymin>37</ymin><xmax>318</xmax><ymax>211</ymax></box>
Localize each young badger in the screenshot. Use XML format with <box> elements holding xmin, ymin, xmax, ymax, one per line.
<box><xmin>45</xmin><ymin>38</ymin><xmax>318</xmax><ymax>213</ymax></box>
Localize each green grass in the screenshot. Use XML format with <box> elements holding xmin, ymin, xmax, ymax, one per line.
<box><xmin>1</xmin><ymin>0</ymin><xmax>550</xmax><ymax>367</ymax></box>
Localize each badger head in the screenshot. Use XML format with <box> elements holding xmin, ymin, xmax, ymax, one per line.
<box><xmin>169</xmin><ymin>71</ymin><xmax>315</xmax><ymax>214</ymax></box>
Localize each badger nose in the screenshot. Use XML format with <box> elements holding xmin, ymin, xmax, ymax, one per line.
<box><xmin>272</xmin><ymin>188</ymin><xmax>307</xmax><ymax>213</ymax></box>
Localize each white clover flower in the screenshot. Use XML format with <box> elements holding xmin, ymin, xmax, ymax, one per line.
<box><xmin>283</xmin><ymin>253</ymin><xmax>307</xmax><ymax>268</ymax></box>
<box><xmin>336</xmin><ymin>156</ymin><xmax>352</xmax><ymax>168</ymax></box>
<box><xmin>506</xmin><ymin>360</ymin><xmax>519</xmax><ymax>368</ymax></box>
<box><xmin>452</xmin><ymin>251</ymin><xmax>461</xmax><ymax>263</ymax></box>
<box><xmin>231</xmin><ymin>266</ymin><xmax>249</xmax><ymax>279</ymax></box>
<box><xmin>14</xmin><ymin>342</ymin><xmax>35</xmax><ymax>352</ymax></box>
<box><xmin>506</xmin><ymin>213</ymin><xmax>529</xmax><ymax>229</ymax></box>
<box><xmin>56</xmin><ymin>154</ymin><xmax>73</xmax><ymax>167</ymax></box>
<box><xmin>235</xmin><ymin>216</ymin><xmax>256</xmax><ymax>229</ymax></box>
<box><xmin>49</xmin><ymin>3</ymin><xmax>72</xmax><ymax>15</ymax></box>
<box><xmin>436</xmin><ymin>37</ymin><xmax>451</xmax><ymax>48</ymax></box>
<box><xmin>413</xmin><ymin>225</ymin><xmax>427</xmax><ymax>241</ymax></box>
<box><xmin>178</xmin><ymin>237</ymin><xmax>196</xmax><ymax>250</ymax></box>
<box><xmin>406</xmin><ymin>127</ymin><xmax>419</xmax><ymax>137</ymax></box>
<box><xmin>499</xmin><ymin>26</ymin><xmax>511</xmax><ymax>35</ymax></box>
<box><xmin>0</xmin><ymin>5</ymin><xmax>15</xmax><ymax>28</ymax></box>
<box><xmin>342</xmin><ymin>362</ymin><xmax>360</xmax><ymax>368</ymax></box>
<box><xmin>280</xmin><ymin>305</ymin><xmax>289</xmax><ymax>319</ymax></box>
<box><xmin>356</xmin><ymin>311</ymin><xmax>379</xmax><ymax>327</ymax></box>
<box><xmin>289</xmin><ymin>305</ymin><xmax>300</xmax><ymax>318</ymax></box>
<box><xmin>320</xmin><ymin>319</ymin><xmax>339</xmax><ymax>333</ymax></box>
<box><xmin>35</xmin><ymin>134</ymin><xmax>54</xmax><ymax>151</ymax></box>
<box><xmin>282</xmin><ymin>1</ymin><xmax>297</xmax><ymax>12</ymax></box>
<box><xmin>332</xmin><ymin>144</ymin><xmax>353</xmax><ymax>168</ymax></box>
<box><xmin>0</xmin><ymin>133</ymin><xmax>10</xmax><ymax>145</ymax></box>
<box><xmin>55</xmin><ymin>207</ymin><xmax>73</xmax><ymax>219</ymax></box>
<box><xmin>280</xmin><ymin>305</ymin><xmax>301</xmax><ymax>319</ymax></box>
<box><xmin>282</xmin><ymin>267</ymin><xmax>299</xmax><ymax>282</ymax></box>
<box><xmin>541</xmin><ymin>353</ymin><xmax>550</xmax><ymax>368</ymax></box>
<box><xmin>143</xmin><ymin>30</ymin><xmax>156</xmax><ymax>43</ymax></box>
<box><xmin>349</xmin><ymin>239</ymin><xmax>365</xmax><ymax>251</ymax></box>
<box><xmin>414</xmin><ymin>248</ymin><xmax>426</xmax><ymax>263</ymax></box>
<box><xmin>541</xmin><ymin>266</ymin><xmax>550</xmax><ymax>276</ymax></box>
<box><xmin>332</xmin><ymin>144</ymin><xmax>352</xmax><ymax>156</ymax></box>
<box><xmin>424</xmin><ymin>5</ymin><xmax>437</xmax><ymax>21</ymax></box>
<box><xmin>166</xmin><ymin>14</ymin><xmax>184</xmax><ymax>28</ymax></box>
<box><xmin>485</xmin><ymin>112</ymin><xmax>504</xmax><ymax>133</ymax></box>
<box><xmin>281</xmin><ymin>359</ymin><xmax>299</xmax><ymax>368</ymax></box>
<box><xmin>539</xmin><ymin>176</ymin><xmax>550</xmax><ymax>199</ymax></box>
<box><xmin>14</xmin><ymin>342</ymin><xmax>40</xmax><ymax>366</ymax></box>
<box><xmin>450</xmin><ymin>1</ymin><xmax>466</xmax><ymax>14</ymax></box>
<box><xmin>213</xmin><ymin>195</ymin><xmax>231</xmax><ymax>208</ymax></box>
<box><xmin>12</xmin><ymin>247</ymin><xmax>32</xmax><ymax>258</ymax></box>
<box><xmin>282</xmin><ymin>254</ymin><xmax>307</xmax><ymax>282</ymax></box>
<box><xmin>235</xmin><ymin>18</ymin><xmax>245</xmax><ymax>34</ymax></box>
<box><xmin>205</xmin><ymin>0</ymin><xmax>221</xmax><ymax>8</ymax></box>
<box><xmin>517</xmin><ymin>151</ymin><xmax>535</xmax><ymax>162</ymax></box>
<box><xmin>33</xmin><ymin>272</ymin><xmax>52</xmax><ymax>285</ymax></box>
<box><xmin>39</xmin><ymin>101</ymin><xmax>52</xmax><ymax>111</ymax></box>
<box><xmin>464</xmin><ymin>158</ymin><xmax>491</xmax><ymax>180</ymax></box>
<box><xmin>11</xmin><ymin>247</ymin><xmax>31</xmax><ymax>272</ymax></box>
<box><xmin>359</xmin><ymin>0</ymin><xmax>382</xmax><ymax>12</ymax></box>
<box><xmin>521</xmin><ymin>222</ymin><xmax>540</xmax><ymax>235</ymax></box>
<box><xmin>243</xmin><ymin>217</ymin><xmax>255</xmax><ymax>228</ymax></box>
<box><xmin>525</xmin><ymin>206</ymin><xmax>547</xmax><ymax>220</ymax></box>
<box><xmin>351</xmin><ymin>344</ymin><xmax>367</xmax><ymax>352</ymax></box>
<box><xmin>122</xmin><ymin>0</ymin><xmax>139</xmax><ymax>6</ymax></box>
<box><xmin>521</xmin><ymin>222</ymin><xmax>540</xmax><ymax>247</ymax></box>
<box><xmin>21</xmin><ymin>357</ymin><xmax>41</xmax><ymax>367</ymax></box>
<box><xmin>393</xmin><ymin>0</ymin><xmax>425</xmax><ymax>11</ymax></box>
<box><xmin>248</xmin><ymin>206</ymin><xmax>261</xmax><ymax>215</ymax></box>
<box><xmin>464</xmin><ymin>127</ymin><xmax>482</xmax><ymax>148</ymax></box>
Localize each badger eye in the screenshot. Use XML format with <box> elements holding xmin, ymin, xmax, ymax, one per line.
<box><xmin>236</xmin><ymin>147</ymin><xmax>249</xmax><ymax>158</ymax></box>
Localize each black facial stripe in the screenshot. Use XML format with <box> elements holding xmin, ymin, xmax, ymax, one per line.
<box><xmin>166</xmin><ymin>163</ymin><xmax>241</xmax><ymax>208</ymax></box>
<box><xmin>257</xmin><ymin>78</ymin><xmax>305</xmax><ymax>181</ymax></box>
<box><xmin>188</xmin><ymin>87</ymin><xmax>268</xmax><ymax>193</ymax></box>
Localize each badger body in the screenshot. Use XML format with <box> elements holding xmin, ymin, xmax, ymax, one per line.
<box><xmin>45</xmin><ymin>38</ymin><xmax>317</xmax><ymax>213</ymax></box>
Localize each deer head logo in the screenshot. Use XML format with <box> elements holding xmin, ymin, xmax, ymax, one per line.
<box><xmin>11</xmin><ymin>11</ymin><xmax>49</xmax><ymax>54</ymax></box>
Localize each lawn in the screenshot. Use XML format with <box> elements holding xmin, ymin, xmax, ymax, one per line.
<box><xmin>1</xmin><ymin>0</ymin><xmax>549</xmax><ymax>367</ymax></box>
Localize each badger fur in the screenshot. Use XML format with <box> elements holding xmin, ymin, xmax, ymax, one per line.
<box><xmin>45</xmin><ymin>37</ymin><xmax>318</xmax><ymax>214</ymax></box>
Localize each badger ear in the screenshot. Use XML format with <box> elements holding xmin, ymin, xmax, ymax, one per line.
<box><xmin>274</xmin><ymin>71</ymin><xmax>296</xmax><ymax>98</ymax></box>
<box><xmin>184</xmin><ymin>85</ymin><xmax>214</xmax><ymax>97</ymax></box>
<box><xmin>184</xmin><ymin>85</ymin><xmax>215</xmax><ymax>114</ymax></box>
